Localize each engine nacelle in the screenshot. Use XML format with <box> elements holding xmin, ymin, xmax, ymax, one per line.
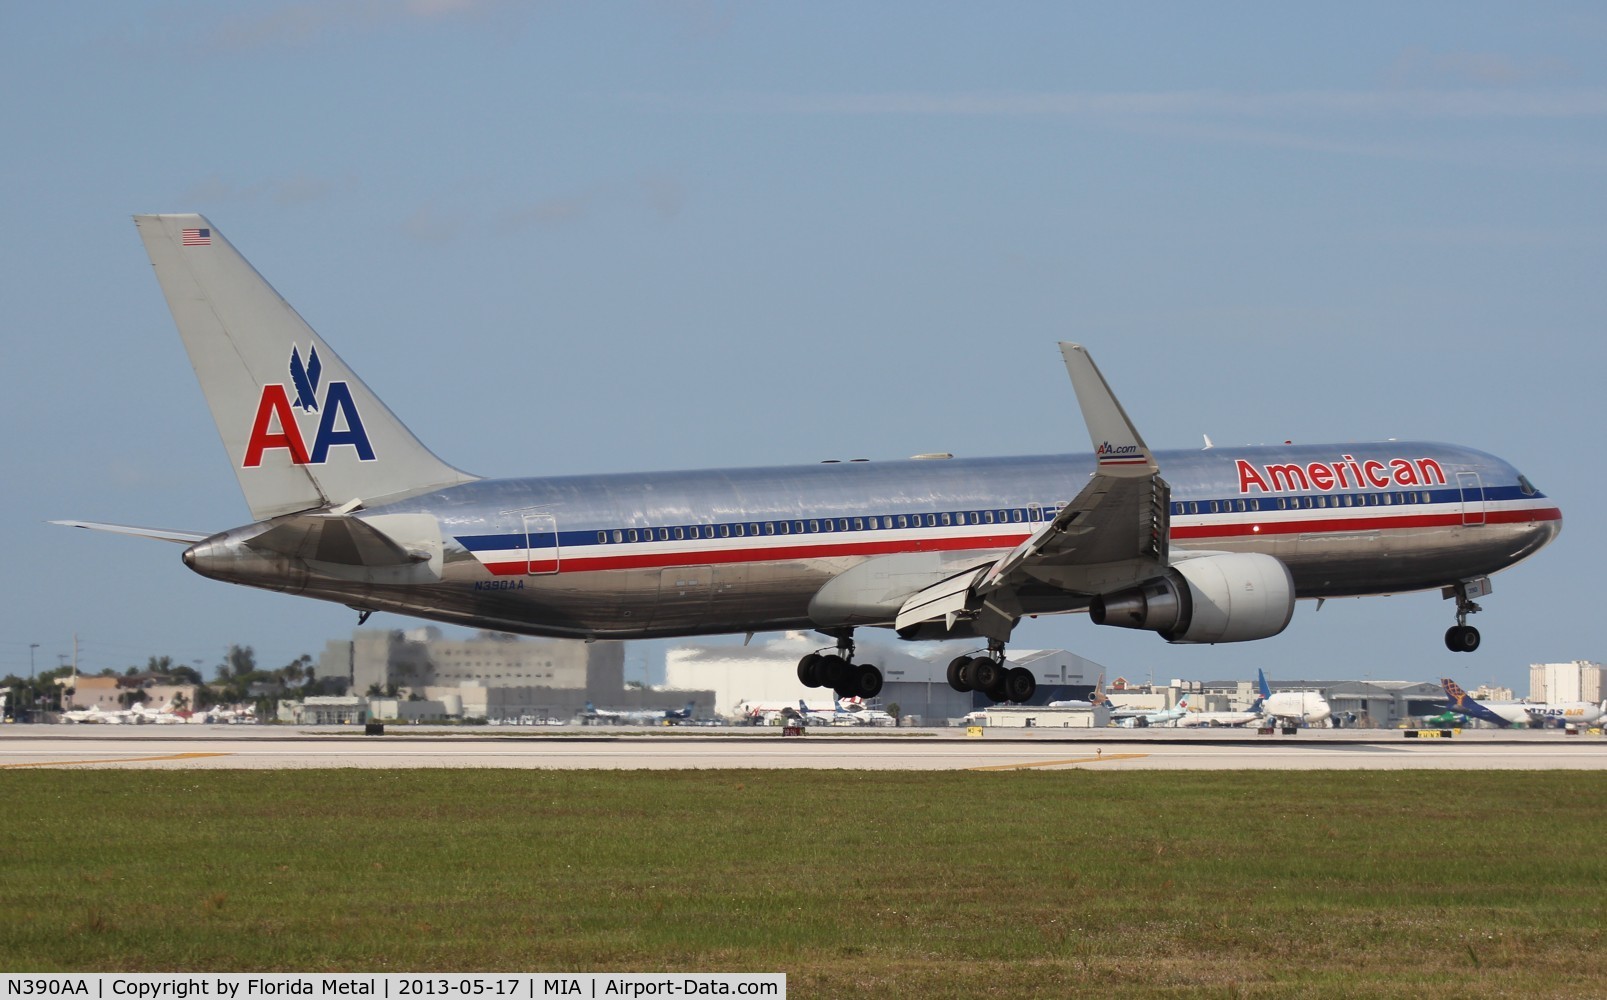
<box><xmin>1088</xmin><ymin>552</ymin><xmax>1295</xmax><ymax>644</ymax></box>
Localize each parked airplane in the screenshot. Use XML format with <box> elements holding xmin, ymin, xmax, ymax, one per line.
<box><xmin>1115</xmin><ymin>696</ymin><xmax>1191</xmax><ymax>728</ymax></box>
<box><xmin>1048</xmin><ymin>673</ymin><xmax>1110</xmax><ymax>709</ymax></box>
<box><xmin>1415</xmin><ymin>710</ymin><xmax>1469</xmax><ymax>728</ymax></box>
<box><xmin>1439</xmin><ymin>678</ymin><xmax>1529</xmax><ymax>727</ymax></box>
<box><xmin>1177</xmin><ymin>693</ymin><xmax>1265</xmax><ymax>728</ymax></box>
<box><xmin>581</xmin><ymin>701</ymin><xmax>696</xmax><ymax>725</ymax></box>
<box><xmin>1257</xmin><ymin>669</ymin><xmax>1333</xmax><ymax>727</ymax></box>
<box><xmin>59</xmin><ymin>216</ymin><xmax>1563</xmax><ymax>704</ymax></box>
<box><xmin>1440</xmin><ymin>678</ymin><xmax>1605</xmax><ymax>729</ymax></box>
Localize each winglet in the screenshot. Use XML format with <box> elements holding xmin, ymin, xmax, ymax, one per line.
<box><xmin>1059</xmin><ymin>344</ymin><xmax>1157</xmax><ymax>477</ymax></box>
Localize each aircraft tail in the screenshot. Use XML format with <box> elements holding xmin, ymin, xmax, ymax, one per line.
<box><xmin>1440</xmin><ymin>677</ymin><xmax>1508</xmax><ymax>728</ymax></box>
<box><xmin>134</xmin><ymin>215</ymin><xmax>478</xmax><ymax>521</ymax></box>
<box><xmin>1257</xmin><ymin>668</ymin><xmax>1272</xmax><ymax>701</ymax></box>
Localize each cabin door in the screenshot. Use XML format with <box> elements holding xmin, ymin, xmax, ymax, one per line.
<box><xmin>523</xmin><ymin>513</ymin><xmax>560</xmax><ymax>575</ymax></box>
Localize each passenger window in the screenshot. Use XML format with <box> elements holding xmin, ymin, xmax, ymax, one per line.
<box><xmin>795</xmin><ymin>521</ymin><xmax>804</xmax><ymax>533</ymax></box>
<box><xmin>896</xmin><ymin>515</ymin><xmax>908</xmax><ymax>528</ymax></box>
<box><xmin>660</xmin><ymin>528</ymin><xmax>670</xmax><ymax>540</ymax></box>
<box><xmin>628</xmin><ymin>529</ymin><xmax>639</xmax><ymax>542</ymax></box>
<box><xmin>940</xmin><ymin>513</ymin><xmax>952</xmax><ymax>526</ymax></box>
<box><xmin>839</xmin><ymin>519</ymin><xmax>849</xmax><ymax>531</ymax></box>
<box><xmin>720</xmin><ymin>525</ymin><xmax>731</xmax><ymax>538</ymax></box>
<box><xmin>613</xmin><ymin>530</ymin><xmax>624</xmax><ymax>543</ymax></box>
<box><xmin>733</xmin><ymin>524</ymin><xmax>745</xmax><ymax>537</ymax></box>
<box><xmin>778</xmin><ymin>522</ymin><xmax>789</xmax><ymax>535</ymax></box>
<box><xmin>597</xmin><ymin>532</ymin><xmax>607</xmax><ymax>544</ymax></box>
<box><xmin>810</xmin><ymin>520</ymin><xmax>820</xmax><ymax>533</ymax></box>
<box><xmin>984</xmin><ymin>510</ymin><xmax>996</xmax><ymax>524</ymax></box>
<box><xmin>868</xmin><ymin>517</ymin><xmax>879</xmax><ymax>530</ymax></box>
<box><xmin>765</xmin><ymin>522</ymin><xmax>775</xmax><ymax>535</ymax></box>
<box><xmin>674</xmin><ymin>527</ymin><xmax>684</xmax><ymax>540</ymax></box>
<box><xmin>750</xmin><ymin>524</ymin><xmax>760</xmax><ymax>535</ymax></box>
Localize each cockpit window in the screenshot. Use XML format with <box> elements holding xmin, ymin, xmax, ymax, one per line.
<box><xmin>1517</xmin><ymin>475</ymin><xmax>1537</xmax><ymax>497</ymax></box>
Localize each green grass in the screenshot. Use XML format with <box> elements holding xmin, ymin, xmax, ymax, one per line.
<box><xmin>2</xmin><ymin>770</ymin><xmax>1604</xmax><ymax>997</ymax></box>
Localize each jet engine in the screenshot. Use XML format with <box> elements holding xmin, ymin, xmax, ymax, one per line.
<box><xmin>1088</xmin><ymin>552</ymin><xmax>1295</xmax><ymax>644</ymax></box>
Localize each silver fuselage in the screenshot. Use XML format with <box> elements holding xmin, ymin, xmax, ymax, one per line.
<box><xmin>185</xmin><ymin>440</ymin><xmax>1560</xmax><ymax>642</ymax></box>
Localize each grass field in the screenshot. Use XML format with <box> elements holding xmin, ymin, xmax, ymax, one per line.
<box><xmin>2</xmin><ymin>769</ymin><xmax>1603</xmax><ymax>997</ymax></box>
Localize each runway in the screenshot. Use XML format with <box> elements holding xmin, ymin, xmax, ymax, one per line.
<box><xmin>3</xmin><ymin>724</ymin><xmax>1604</xmax><ymax>770</ymax></box>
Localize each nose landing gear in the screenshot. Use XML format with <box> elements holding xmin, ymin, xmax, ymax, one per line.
<box><xmin>1442</xmin><ymin>577</ymin><xmax>1489</xmax><ymax>653</ymax></box>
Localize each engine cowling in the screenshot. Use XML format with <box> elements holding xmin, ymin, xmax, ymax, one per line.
<box><xmin>1088</xmin><ymin>552</ymin><xmax>1295</xmax><ymax>644</ymax></box>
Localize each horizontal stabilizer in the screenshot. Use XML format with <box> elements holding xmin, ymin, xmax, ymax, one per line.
<box><xmin>50</xmin><ymin>521</ymin><xmax>210</xmax><ymax>544</ymax></box>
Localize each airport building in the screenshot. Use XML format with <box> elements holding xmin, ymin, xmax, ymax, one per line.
<box><xmin>1529</xmin><ymin>661</ymin><xmax>1604</xmax><ymax>703</ymax></box>
<box><xmin>665</xmin><ymin>632</ymin><xmax>1105</xmax><ymax>723</ymax></box>
<box><xmin>312</xmin><ymin>627</ymin><xmax>712</xmax><ymax>722</ymax></box>
<box><xmin>63</xmin><ymin>674</ymin><xmax>200</xmax><ymax>714</ymax></box>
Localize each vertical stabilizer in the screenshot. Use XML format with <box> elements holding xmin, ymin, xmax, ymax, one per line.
<box><xmin>134</xmin><ymin>214</ymin><xmax>477</xmax><ymax>520</ymax></box>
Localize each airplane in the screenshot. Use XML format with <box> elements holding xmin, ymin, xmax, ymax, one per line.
<box><xmin>1440</xmin><ymin>678</ymin><xmax>1606</xmax><ymax>729</ymax></box>
<box><xmin>57</xmin><ymin>216</ymin><xmax>1563</xmax><ymax>705</ymax></box>
<box><xmin>1177</xmin><ymin>693</ymin><xmax>1265</xmax><ymax>728</ymax></box>
<box><xmin>1415</xmin><ymin>709</ymin><xmax>1469</xmax><ymax>728</ymax></box>
<box><xmin>1115</xmin><ymin>696</ymin><xmax>1191</xmax><ymax>728</ymax></box>
<box><xmin>1439</xmin><ymin>678</ymin><xmax>1529</xmax><ymax>728</ymax></box>
<box><xmin>1257</xmin><ymin>669</ymin><xmax>1332</xmax><ymax>727</ymax></box>
<box><xmin>834</xmin><ymin>696</ymin><xmax>896</xmax><ymax>726</ymax></box>
<box><xmin>1047</xmin><ymin>672</ymin><xmax>1110</xmax><ymax>709</ymax></box>
<box><xmin>580</xmin><ymin>700</ymin><xmax>697</xmax><ymax>725</ymax></box>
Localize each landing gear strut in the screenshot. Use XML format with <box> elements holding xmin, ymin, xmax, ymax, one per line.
<box><xmin>945</xmin><ymin>639</ymin><xmax>1036</xmax><ymax>704</ymax></box>
<box><xmin>797</xmin><ymin>632</ymin><xmax>883</xmax><ymax>699</ymax></box>
<box><xmin>1443</xmin><ymin>578</ymin><xmax>1487</xmax><ymax>653</ymax></box>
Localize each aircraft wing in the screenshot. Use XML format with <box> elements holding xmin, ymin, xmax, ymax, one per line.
<box><xmin>894</xmin><ymin>344</ymin><xmax>1169</xmax><ymax>638</ymax></box>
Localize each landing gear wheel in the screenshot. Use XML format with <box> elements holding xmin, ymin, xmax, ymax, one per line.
<box><xmin>846</xmin><ymin>662</ymin><xmax>883</xmax><ymax>699</ymax></box>
<box><xmin>985</xmin><ymin>674</ymin><xmax>1010</xmax><ymax>704</ymax></box>
<box><xmin>797</xmin><ymin>653</ymin><xmax>823</xmax><ymax>688</ymax></box>
<box><xmin>1003</xmin><ymin>667</ymin><xmax>1036</xmax><ymax>704</ymax></box>
<box><xmin>947</xmin><ymin>656</ymin><xmax>974</xmax><ymax>693</ymax></box>
<box><xmin>971</xmin><ymin>657</ymin><xmax>1002</xmax><ymax>693</ymax></box>
<box><xmin>1445</xmin><ymin>625</ymin><xmax>1481</xmax><ymax>652</ymax></box>
<box><xmin>817</xmin><ymin>654</ymin><xmax>849</xmax><ymax>690</ymax></box>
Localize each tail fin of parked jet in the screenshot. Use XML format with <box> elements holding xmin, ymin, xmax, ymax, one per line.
<box><xmin>134</xmin><ymin>214</ymin><xmax>477</xmax><ymax>520</ymax></box>
<box><xmin>1440</xmin><ymin>677</ymin><xmax>1510</xmax><ymax>728</ymax></box>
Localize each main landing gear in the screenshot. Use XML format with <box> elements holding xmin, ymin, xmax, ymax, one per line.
<box><xmin>797</xmin><ymin>633</ymin><xmax>883</xmax><ymax>699</ymax></box>
<box><xmin>1444</xmin><ymin>578</ymin><xmax>1488</xmax><ymax>653</ymax></box>
<box><xmin>945</xmin><ymin>639</ymin><xmax>1036</xmax><ymax>704</ymax></box>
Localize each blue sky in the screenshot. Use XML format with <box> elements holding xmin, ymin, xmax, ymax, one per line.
<box><xmin>4</xmin><ymin>2</ymin><xmax>1605</xmax><ymax>694</ymax></box>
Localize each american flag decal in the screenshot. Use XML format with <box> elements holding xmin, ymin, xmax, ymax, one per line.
<box><xmin>182</xmin><ymin>228</ymin><xmax>211</xmax><ymax>246</ymax></box>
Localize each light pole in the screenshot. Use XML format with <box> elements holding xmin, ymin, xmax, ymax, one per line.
<box><xmin>29</xmin><ymin>643</ymin><xmax>38</xmax><ymax>679</ymax></box>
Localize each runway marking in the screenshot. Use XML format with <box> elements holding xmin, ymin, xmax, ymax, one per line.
<box><xmin>970</xmin><ymin>753</ymin><xmax>1149</xmax><ymax>771</ymax></box>
<box><xmin>0</xmin><ymin>752</ymin><xmax>233</xmax><ymax>769</ymax></box>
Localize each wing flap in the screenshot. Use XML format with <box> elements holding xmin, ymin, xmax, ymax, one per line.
<box><xmin>895</xmin><ymin>565</ymin><xmax>993</xmax><ymax>632</ymax></box>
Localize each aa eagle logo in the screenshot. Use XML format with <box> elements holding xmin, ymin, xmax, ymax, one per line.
<box><xmin>243</xmin><ymin>343</ymin><xmax>375</xmax><ymax>468</ymax></box>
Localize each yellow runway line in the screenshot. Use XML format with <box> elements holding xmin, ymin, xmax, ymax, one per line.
<box><xmin>970</xmin><ymin>752</ymin><xmax>1149</xmax><ymax>771</ymax></box>
<box><xmin>0</xmin><ymin>752</ymin><xmax>233</xmax><ymax>768</ymax></box>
